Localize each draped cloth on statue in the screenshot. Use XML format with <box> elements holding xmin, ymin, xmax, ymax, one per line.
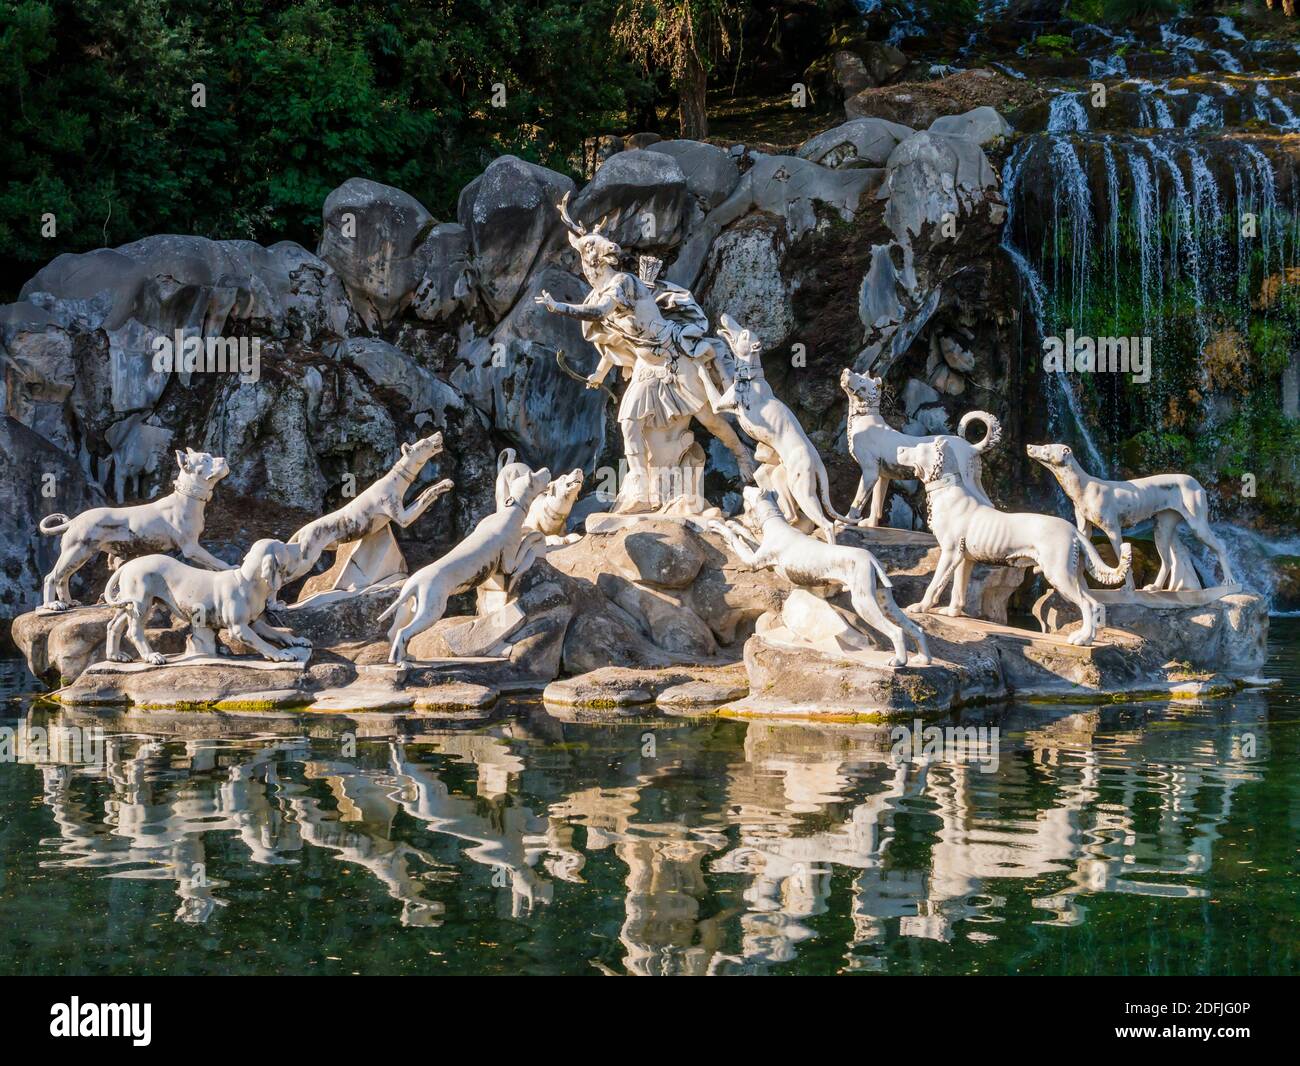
<box><xmin>578</xmin><ymin>273</ymin><xmax>719</xmax><ymax>432</ymax></box>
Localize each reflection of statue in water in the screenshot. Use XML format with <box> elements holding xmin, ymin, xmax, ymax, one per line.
<box><xmin>535</xmin><ymin>194</ymin><xmax>755</xmax><ymax>515</ymax></box>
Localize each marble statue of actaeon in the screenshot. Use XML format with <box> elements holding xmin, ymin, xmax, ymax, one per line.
<box><xmin>103</xmin><ymin>538</ymin><xmax>307</xmax><ymax>664</ymax></box>
<box><xmin>900</xmin><ymin>439</ymin><xmax>1131</xmax><ymax>646</ymax></box>
<box><xmin>38</xmin><ymin>448</ymin><xmax>232</xmax><ymax>611</ymax></box>
<box><xmin>283</xmin><ymin>431</ymin><xmax>453</xmax><ymax>603</ymax></box>
<box><xmin>841</xmin><ymin>368</ymin><xmax>1000</xmax><ymax>527</ymax></box>
<box><xmin>381</xmin><ymin>463</ymin><xmax>553</xmax><ymax>665</ymax></box>
<box><xmin>711</xmin><ymin>487</ymin><xmax>930</xmax><ymax>667</ymax></box>
<box><xmin>696</xmin><ymin>314</ymin><xmax>845</xmax><ymax>543</ymax></box>
<box><xmin>534</xmin><ymin>193</ymin><xmax>755</xmax><ymax>516</ymax></box>
<box><xmin>1027</xmin><ymin>442</ymin><xmax>1237</xmax><ymax>592</ymax></box>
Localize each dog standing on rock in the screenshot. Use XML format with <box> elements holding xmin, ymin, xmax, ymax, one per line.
<box><xmin>103</xmin><ymin>538</ymin><xmax>307</xmax><ymax>665</ymax></box>
<box><xmin>710</xmin><ymin>487</ymin><xmax>930</xmax><ymax>667</ymax></box>
<box><xmin>380</xmin><ymin>465</ymin><xmax>553</xmax><ymax>665</ymax></box>
<box><xmin>900</xmin><ymin>439</ymin><xmax>1130</xmax><ymax>646</ymax></box>
<box><xmin>841</xmin><ymin>369</ymin><xmax>1001</xmax><ymax>528</ymax></box>
<box><xmin>696</xmin><ymin>315</ymin><xmax>846</xmax><ymax>543</ymax></box>
<box><xmin>38</xmin><ymin>448</ymin><xmax>232</xmax><ymax>611</ymax></box>
<box><xmin>1027</xmin><ymin>443</ymin><xmax>1236</xmax><ymax>591</ymax></box>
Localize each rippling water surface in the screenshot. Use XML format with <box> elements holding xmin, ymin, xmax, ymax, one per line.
<box><xmin>1</xmin><ymin>622</ymin><xmax>1297</xmax><ymax>976</ymax></box>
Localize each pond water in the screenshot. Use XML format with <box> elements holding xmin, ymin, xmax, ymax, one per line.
<box><xmin>1</xmin><ymin>622</ymin><xmax>1297</xmax><ymax>977</ymax></box>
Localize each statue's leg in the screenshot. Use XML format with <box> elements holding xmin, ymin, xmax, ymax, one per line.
<box><xmin>613</xmin><ymin>417</ymin><xmax>655</xmax><ymax>514</ymax></box>
<box><xmin>693</xmin><ymin>407</ymin><xmax>757</xmax><ymax>480</ymax></box>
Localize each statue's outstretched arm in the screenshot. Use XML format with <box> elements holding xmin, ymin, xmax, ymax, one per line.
<box><xmin>535</xmin><ymin>290</ymin><xmax>614</xmax><ymax>321</ymax></box>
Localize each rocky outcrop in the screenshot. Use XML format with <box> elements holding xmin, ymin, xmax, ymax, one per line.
<box><xmin>846</xmin><ymin>69</ymin><xmax>1044</xmax><ymax>128</ymax></box>
<box><xmin>318</xmin><ymin>178</ymin><xmax>435</xmax><ymax>330</ymax></box>
<box><xmin>456</xmin><ymin>155</ymin><xmax>574</xmax><ymax>319</ymax></box>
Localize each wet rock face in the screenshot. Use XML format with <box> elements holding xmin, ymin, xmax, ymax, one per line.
<box><xmin>1</xmin><ymin>419</ymin><xmax>107</xmax><ymax>638</ymax></box>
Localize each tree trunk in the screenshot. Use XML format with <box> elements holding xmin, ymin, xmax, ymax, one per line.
<box><xmin>678</xmin><ymin>50</ymin><xmax>708</xmax><ymax>139</ymax></box>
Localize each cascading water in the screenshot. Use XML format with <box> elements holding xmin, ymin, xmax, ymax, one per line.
<box><xmin>996</xmin><ymin>20</ymin><xmax>1300</xmax><ymax>601</ymax></box>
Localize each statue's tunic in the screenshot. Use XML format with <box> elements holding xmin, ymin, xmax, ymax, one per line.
<box><xmin>579</xmin><ymin>272</ymin><xmax>716</xmax><ymax>437</ymax></box>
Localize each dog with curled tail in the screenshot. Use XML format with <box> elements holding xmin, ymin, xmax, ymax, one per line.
<box><xmin>899</xmin><ymin>439</ymin><xmax>1130</xmax><ymax>646</ymax></box>
<box><xmin>380</xmin><ymin>465</ymin><xmax>553</xmax><ymax>665</ymax></box>
<box><xmin>38</xmin><ymin>448</ymin><xmax>231</xmax><ymax>611</ymax></box>
<box><xmin>841</xmin><ymin>369</ymin><xmax>1000</xmax><ymax>528</ymax></box>
<box><xmin>103</xmin><ymin>538</ymin><xmax>307</xmax><ymax>665</ymax></box>
<box><xmin>709</xmin><ymin>487</ymin><xmax>929</xmax><ymax>667</ymax></box>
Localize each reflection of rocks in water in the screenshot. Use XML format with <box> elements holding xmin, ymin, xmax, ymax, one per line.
<box><xmin>12</xmin><ymin>694</ymin><xmax>1272</xmax><ymax>969</ymax></box>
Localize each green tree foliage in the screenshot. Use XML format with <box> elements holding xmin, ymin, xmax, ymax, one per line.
<box><xmin>0</xmin><ymin>0</ymin><xmax>649</xmax><ymax>293</ymax></box>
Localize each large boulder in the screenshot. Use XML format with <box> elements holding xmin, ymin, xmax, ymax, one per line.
<box><xmin>697</xmin><ymin>215</ymin><xmax>796</xmax><ymax>350</ymax></box>
<box><xmin>0</xmin><ymin>418</ymin><xmax>107</xmax><ymax>634</ymax></box>
<box><xmin>646</xmin><ymin>140</ymin><xmax>741</xmax><ymax>211</ymax></box>
<box><xmin>571</xmin><ymin>148</ymin><xmax>690</xmax><ymax>253</ymax></box>
<box><xmin>318</xmin><ymin>178</ymin><xmax>434</xmax><ymax>330</ymax></box>
<box><xmin>929</xmin><ymin>106</ymin><xmax>1012</xmax><ymax>146</ymax></box>
<box><xmin>457</xmin><ymin>155</ymin><xmax>574</xmax><ymax>320</ymax></box>
<box><xmin>409</xmin><ymin>223</ymin><xmax>474</xmax><ymax>323</ymax></box>
<box><xmin>337</xmin><ymin>338</ymin><xmax>464</xmax><ymax>423</ymax></box>
<box><xmin>797</xmin><ymin>117</ymin><xmax>914</xmax><ymax>169</ymax></box>
<box><xmin>452</xmin><ymin>266</ymin><xmax>607</xmax><ymax>475</ymax></box>
<box><xmin>882</xmin><ymin>131</ymin><xmax>1000</xmax><ymax>241</ymax></box>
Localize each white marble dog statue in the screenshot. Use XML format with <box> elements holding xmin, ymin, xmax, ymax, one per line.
<box><xmin>900</xmin><ymin>439</ymin><xmax>1131</xmax><ymax>646</ymax></box>
<box><xmin>379</xmin><ymin>465</ymin><xmax>553</xmax><ymax>665</ymax></box>
<box><xmin>494</xmin><ymin>449</ymin><xmax>584</xmax><ymax>547</ymax></box>
<box><xmin>284</xmin><ymin>432</ymin><xmax>454</xmax><ymax>590</ymax></box>
<box><xmin>103</xmin><ymin>538</ymin><xmax>308</xmax><ymax>665</ymax></box>
<box><xmin>841</xmin><ymin>368</ymin><xmax>1001</xmax><ymax>527</ymax></box>
<box><xmin>38</xmin><ymin>447</ymin><xmax>232</xmax><ymax>611</ymax></box>
<box><xmin>696</xmin><ymin>314</ymin><xmax>845</xmax><ymax>543</ymax></box>
<box><xmin>710</xmin><ymin>487</ymin><xmax>930</xmax><ymax>667</ymax></box>
<box><xmin>1027</xmin><ymin>443</ymin><xmax>1236</xmax><ymax>592</ymax></box>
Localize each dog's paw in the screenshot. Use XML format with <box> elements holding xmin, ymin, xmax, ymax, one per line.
<box><xmin>287</xmin><ymin>636</ymin><xmax>312</xmax><ymax>648</ymax></box>
<box><xmin>108</xmin><ymin>652</ymin><xmax>132</xmax><ymax>663</ymax></box>
<box><xmin>937</xmin><ymin>605</ymin><xmax>964</xmax><ymax>618</ymax></box>
<box><xmin>145</xmin><ymin>653</ymin><xmax>167</xmax><ymax>666</ymax></box>
<box><xmin>904</xmin><ymin>602</ymin><xmax>927</xmax><ymax>615</ymax></box>
<box><xmin>914</xmin><ymin>653</ymin><xmax>933</xmax><ymax>666</ymax></box>
<box><xmin>888</xmin><ymin>655</ymin><xmax>906</xmax><ymax>667</ymax></box>
<box><xmin>267</xmin><ymin>648</ymin><xmax>298</xmax><ymax>663</ymax></box>
<box><xmin>44</xmin><ymin>601</ymin><xmax>71</xmax><ymax>612</ymax></box>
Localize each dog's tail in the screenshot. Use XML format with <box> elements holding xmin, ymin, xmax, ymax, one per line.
<box><xmin>497</xmin><ymin>448</ymin><xmax>517</xmax><ymax>474</ymax></box>
<box><xmin>958</xmin><ymin>411</ymin><xmax>1002</xmax><ymax>454</ymax></box>
<box><xmin>866</xmin><ymin>550</ymin><xmax>893</xmax><ymax>589</ymax></box>
<box><xmin>38</xmin><ymin>514</ymin><xmax>71</xmax><ymax>535</ymax></box>
<box><xmin>1077</xmin><ymin>533</ymin><xmax>1131</xmax><ymax>586</ymax></box>
<box><xmin>377</xmin><ymin>581</ymin><xmax>415</xmax><ymax>624</ymax></box>
<box><xmin>101</xmin><ymin>567</ymin><xmax>124</xmax><ymax>607</ymax></box>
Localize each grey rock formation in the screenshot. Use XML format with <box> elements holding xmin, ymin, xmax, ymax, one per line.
<box><xmin>929</xmin><ymin>106</ymin><xmax>1012</xmax><ymax>146</ymax></box>
<box><xmin>882</xmin><ymin>130</ymin><xmax>1000</xmax><ymax>240</ymax></box>
<box><xmin>571</xmin><ymin>148</ymin><xmax>690</xmax><ymax>252</ymax></box>
<box><xmin>319</xmin><ymin>178</ymin><xmax>434</xmax><ymax>330</ymax></box>
<box><xmin>1</xmin><ymin>418</ymin><xmax>107</xmax><ymax>628</ymax></box>
<box><xmin>647</xmin><ymin>140</ymin><xmax>741</xmax><ymax>210</ymax></box>
<box><xmin>697</xmin><ymin>216</ymin><xmax>796</xmax><ymax>350</ymax></box>
<box><xmin>457</xmin><ymin>155</ymin><xmax>575</xmax><ymax>319</ymax></box>
<box><xmin>797</xmin><ymin>117</ymin><xmax>915</xmax><ymax>169</ymax></box>
<box><xmin>454</xmin><ymin>266</ymin><xmax>607</xmax><ymax>476</ymax></box>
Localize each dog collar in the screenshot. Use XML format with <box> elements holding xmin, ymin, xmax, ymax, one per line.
<box><xmin>173</xmin><ymin>477</ymin><xmax>214</xmax><ymax>502</ymax></box>
<box><xmin>925</xmin><ymin>473</ymin><xmax>961</xmax><ymax>493</ymax></box>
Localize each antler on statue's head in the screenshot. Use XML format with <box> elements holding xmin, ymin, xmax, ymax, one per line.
<box><xmin>557</xmin><ymin>192</ymin><xmax>586</xmax><ymax>238</ymax></box>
